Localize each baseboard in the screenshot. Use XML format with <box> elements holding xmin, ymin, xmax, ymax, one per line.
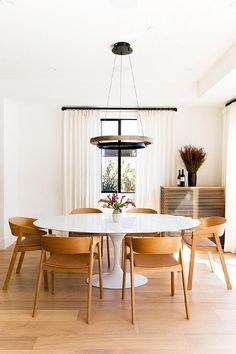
<box><xmin>0</xmin><ymin>236</ymin><xmax>15</xmax><ymax>249</ymax></box>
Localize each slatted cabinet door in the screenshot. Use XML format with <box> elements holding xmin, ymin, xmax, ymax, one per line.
<box><xmin>198</xmin><ymin>188</ymin><xmax>225</xmax><ymax>218</ymax></box>
<box><xmin>161</xmin><ymin>186</ymin><xmax>225</xmax><ymax>219</ymax></box>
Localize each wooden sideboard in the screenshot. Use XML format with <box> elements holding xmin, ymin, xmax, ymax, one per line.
<box><xmin>161</xmin><ymin>186</ymin><xmax>225</xmax><ymax>218</ymax></box>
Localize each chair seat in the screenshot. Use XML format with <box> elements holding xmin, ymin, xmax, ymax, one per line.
<box><xmin>20</xmin><ymin>237</ymin><xmax>41</xmax><ymax>247</ymax></box>
<box><xmin>133</xmin><ymin>254</ymin><xmax>179</xmax><ymax>268</ymax></box>
<box><xmin>45</xmin><ymin>253</ymin><xmax>92</xmax><ymax>269</ymax></box>
<box><xmin>183</xmin><ymin>235</ymin><xmax>216</xmax><ymax>248</ymax></box>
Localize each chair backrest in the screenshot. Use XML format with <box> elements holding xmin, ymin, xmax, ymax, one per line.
<box><xmin>127</xmin><ymin>208</ymin><xmax>157</xmax><ymax>214</ymax></box>
<box><xmin>68</xmin><ymin>208</ymin><xmax>102</xmax><ymax>252</ymax></box>
<box><xmin>195</xmin><ymin>216</ymin><xmax>226</xmax><ymax>238</ymax></box>
<box><xmin>70</xmin><ymin>208</ymin><xmax>102</xmax><ymax>214</ymax></box>
<box><xmin>130</xmin><ymin>236</ymin><xmax>182</xmax><ymax>255</ymax></box>
<box><xmin>41</xmin><ymin>235</ymin><xmax>98</xmax><ymax>254</ymax></box>
<box><xmin>126</xmin><ymin>208</ymin><xmax>159</xmax><ymax>249</ymax></box>
<box><xmin>8</xmin><ymin>217</ymin><xmax>38</xmax><ymax>237</ymax></box>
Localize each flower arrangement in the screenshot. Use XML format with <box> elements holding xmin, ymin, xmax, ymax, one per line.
<box><xmin>179</xmin><ymin>145</ymin><xmax>206</xmax><ymax>173</ymax></box>
<box><xmin>98</xmin><ymin>192</ymin><xmax>136</xmax><ymax>213</ymax></box>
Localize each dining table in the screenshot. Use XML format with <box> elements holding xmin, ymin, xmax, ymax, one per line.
<box><xmin>34</xmin><ymin>213</ymin><xmax>199</xmax><ymax>289</ymax></box>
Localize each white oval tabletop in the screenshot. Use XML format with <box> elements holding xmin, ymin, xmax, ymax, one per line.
<box><xmin>34</xmin><ymin>213</ymin><xmax>200</xmax><ymax>290</ymax></box>
<box><xmin>34</xmin><ymin>213</ymin><xmax>199</xmax><ymax>234</ymax></box>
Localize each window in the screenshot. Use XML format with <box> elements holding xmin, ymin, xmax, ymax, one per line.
<box><xmin>101</xmin><ymin>119</ymin><xmax>137</xmax><ymax>193</ymax></box>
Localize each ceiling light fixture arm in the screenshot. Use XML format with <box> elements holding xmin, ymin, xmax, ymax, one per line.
<box><xmin>105</xmin><ymin>54</ymin><xmax>117</xmax><ymax>119</ymax></box>
<box><xmin>128</xmin><ymin>55</ymin><xmax>144</xmax><ymax>136</ymax></box>
<box><xmin>119</xmin><ymin>53</ymin><xmax>122</xmax><ymax>118</ymax></box>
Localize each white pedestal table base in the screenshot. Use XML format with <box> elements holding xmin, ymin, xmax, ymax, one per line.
<box><xmin>91</xmin><ymin>232</ymin><xmax>148</xmax><ymax>289</ymax></box>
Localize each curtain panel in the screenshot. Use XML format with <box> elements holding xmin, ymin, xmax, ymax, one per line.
<box><xmin>222</xmin><ymin>103</ymin><xmax>236</xmax><ymax>253</ymax></box>
<box><xmin>135</xmin><ymin>110</ymin><xmax>176</xmax><ymax>211</ymax></box>
<box><xmin>63</xmin><ymin>109</ymin><xmax>101</xmax><ymax>213</ymax></box>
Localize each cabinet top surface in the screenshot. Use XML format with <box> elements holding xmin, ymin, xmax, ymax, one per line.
<box><xmin>162</xmin><ymin>186</ymin><xmax>224</xmax><ymax>190</ymax></box>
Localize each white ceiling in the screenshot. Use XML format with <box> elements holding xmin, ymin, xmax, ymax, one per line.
<box><xmin>0</xmin><ymin>0</ymin><xmax>236</xmax><ymax>106</ymax></box>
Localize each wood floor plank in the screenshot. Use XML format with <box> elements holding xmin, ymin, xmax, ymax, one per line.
<box><xmin>33</xmin><ymin>333</ymin><xmax>189</xmax><ymax>351</ymax></box>
<box><xmin>0</xmin><ymin>336</ymin><xmax>36</xmax><ymax>350</ymax></box>
<box><xmin>186</xmin><ymin>334</ymin><xmax>236</xmax><ymax>350</ymax></box>
<box><xmin>0</xmin><ymin>310</ymin><xmax>79</xmax><ymax>321</ymax></box>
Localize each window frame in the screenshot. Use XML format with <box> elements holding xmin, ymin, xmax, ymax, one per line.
<box><xmin>101</xmin><ymin>118</ymin><xmax>137</xmax><ymax>194</ymax></box>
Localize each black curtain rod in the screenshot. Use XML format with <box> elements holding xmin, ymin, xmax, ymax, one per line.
<box><xmin>61</xmin><ymin>106</ymin><xmax>177</xmax><ymax>112</ymax></box>
<box><xmin>225</xmin><ymin>98</ymin><xmax>236</xmax><ymax>107</ymax></box>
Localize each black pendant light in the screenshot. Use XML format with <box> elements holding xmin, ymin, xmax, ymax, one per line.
<box><xmin>90</xmin><ymin>42</ymin><xmax>153</xmax><ymax>150</ymax></box>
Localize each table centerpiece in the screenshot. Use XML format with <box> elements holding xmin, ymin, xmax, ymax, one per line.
<box><xmin>98</xmin><ymin>192</ymin><xmax>136</xmax><ymax>223</ymax></box>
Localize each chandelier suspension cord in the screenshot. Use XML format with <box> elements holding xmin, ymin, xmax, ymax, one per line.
<box><xmin>105</xmin><ymin>54</ymin><xmax>117</xmax><ymax>119</ymax></box>
<box><xmin>128</xmin><ymin>55</ymin><xmax>144</xmax><ymax>136</ymax></box>
<box><xmin>119</xmin><ymin>54</ymin><xmax>123</xmax><ymax>119</ymax></box>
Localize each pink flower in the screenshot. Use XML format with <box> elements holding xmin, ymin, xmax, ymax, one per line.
<box><xmin>98</xmin><ymin>193</ymin><xmax>135</xmax><ymax>211</ymax></box>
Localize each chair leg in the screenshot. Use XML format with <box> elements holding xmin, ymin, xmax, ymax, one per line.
<box><xmin>2</xmin><ymin>244</ymin><xmax>19</xmax><ymax>290</ymax></box>
<box><xmin>98</xmin><ymin>242</ymin><xmax>103</xmax><ymax>299</ymax></box>
<box><xmin>101</xmin><ymin>236</ymin><xmax>104</xmax><ymax>258</ymax></box>
<box><xmin>43</xmin><ymin>270</ymin><xmax>49</xmax><ymax>290</ymax></box>
<box><xmin>121</xmin><ymin>239</ymin><xmax>125</xmax><ymax>270</ymax></box>
<box><xmin>106</xmin><ymin>235</ymin><xmax>110</xmax><ymax>269</ymax></box>
<box><xmin>180</xmin><ymin>248</ymin><xmax>190</xmax><ymax>320</ymax></box>
<box><xmin>16</xmin><ymin>251</ymin><xmax>25</xmax><ymax>274</ymax></box>
<box><xmin>32</xmin><ymin>252</ymin><xmax>44</xmax><ymax>317</ymax></box>
<box><xmin>51</xmin><ymin>271</ymin><xmax>55</xmax><ymax>295</ymax></box>
<box><xmin>130</xmin><ymin>257</ymin><xmax>135</xmax><ymax>324</ymax></box>
<box><xmin>122</xmin><ymin>249</ymin><xmax>127</xmax><ymax>300</ymax></box>
<box><xmin>207</xmin><ymin>251</ymin><xmax>215</xmax><ymax>273</ymax></box>
<box><xmin>214</xmin><ymin>234</ymin><xmax>232</xmax><ymax>290</ymax></box>
<box><xmin>171</xmin><ymin>272</ymin><xmax>175</xmax><ymax>296</ymax></box>
<box><xmin>43</xmin><ymin>252</ymin><xmax>49</xmax><ymax>291</ymax></box>
<box><xmin>181</xmin><ymin>268</ymin><xmax>190</xmax><ymax>320</ymax></box>
<box><xmin>187</xmin><ymin>237</ymin><xmax>197</xmax><ymax>290</ymax></box>
<box><xmin>87</xmin><ymin>258</ymin><xmax>94</xmax><ymax>324</ymax></box>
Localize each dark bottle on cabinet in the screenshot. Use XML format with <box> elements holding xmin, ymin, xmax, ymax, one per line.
<box><xmin>180</xmin><ymin>169</ymin><xmax>185</xmax><ymax>187</ymax></box>
<box><xmin>177</xmin><ymin>170</ymin><xmax>181</xmax><ymax>186</ymax></box>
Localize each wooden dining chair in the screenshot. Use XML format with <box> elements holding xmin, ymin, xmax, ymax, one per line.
<box><xmin>126</xmin><ymin>208</ymin><xmax>158</xmax><ymax>215</ymax></box>
<box><xmin>182</xmin><ymin>216</ymin><xmax>232</xmax><ymax>290</ymax></box>
<box><xmin>32</xmin><ymin>235</ymin><xmax>103</xmax><ymax>323</ymax></box>
<box><xmin>2</xmin><ymin>217</ymin><xmax>48</xmax><ymax>291</ymax></box>
<box><xmin>122</xmin><ymin>235</ymin><xmax>189</xmax><ymax>324</ymax></box>
<box><xmin>122</xmin><ymin>208</ymin><xmax>159</xmax><ymax>266</ymax></box>
<box><xmin>70</xmin><ymin>208</ymin><xmax>110</xmax><ymax>268</ymax></box>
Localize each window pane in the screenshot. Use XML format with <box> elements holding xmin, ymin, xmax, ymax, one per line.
<box><xmin>102</xmin><ymin>149</ymin><xmax>118</xmax><ymax>192</ymax></box>
<box><xmin>121</xmin><ymin>120</ymin><xmax>137</xmax><ymax>135</ymax></box>
<box><xmin>102</xmin><ymin>120</ymin><xmax>118</xmax><ymax>135</ymax></box>
<box><xmin>121</xmin><ymin>149</ymin><xmax>136</xmax><ymax>157</ymax></box>
<box><xmin>101</xmin><ymin>119</ymin><xmax>137</xmax><ymax>193</ymax></box>
<box><xmin>121</xmin><ymin>151</ymin><xmax>136</xmax><ymax>193</ymax></box>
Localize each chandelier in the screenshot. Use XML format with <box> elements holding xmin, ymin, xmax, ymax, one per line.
<box><xmin>90</xmin><ymin>42</ymin><xmax>153</xmax><ymax>150</ymax></box>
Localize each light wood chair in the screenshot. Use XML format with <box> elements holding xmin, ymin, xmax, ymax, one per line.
<box><xmin>2</xmin><ymin>217</ymin><xmax>48</xmax><ymax>291</ymax></box>
<box><xmin>70</xmin><ymin>208</ymin><xmax>110</xmax><ymax>268</ymax></box>
<box><xmin>182</xmin><ymin>216</ymin><xmax>232</xmax><ymax>290</ymax></box>
<box><xmin>122</xmin><ymin>235</ymin><xmax>189</xmax><ymax>324</ymax></box>
<box><xmin>126</xmin><ymin>208</ymin><xmax>158</xmax><ymax>215</ymax></box>
<box><xmin>32</xmin><ymin>235</ymin><xmax>103</xmax><ymax>323</ymax></box>
<box><xmin>122</xmin><ymin>208</ymin><xmax>159</xmax><ymax>266</ymax></box>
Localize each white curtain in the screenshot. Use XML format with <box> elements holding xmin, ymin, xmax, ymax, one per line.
<box><xmin>222</xmin><ymin>103</ymin><xmax>236</xmax><ymax>253</ymax></box>
<box><xmin>135</xmin><ymin>110</ymin><xmax>175</xmax><ymax>211</ymax></box>
<box><xmin>63</xmin><ymin>109</ymin><xmax>101</xmax><ymax>213</ymax></box>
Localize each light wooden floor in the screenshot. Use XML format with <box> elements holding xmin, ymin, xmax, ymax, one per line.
<box><xmin>0</xmin><ymin>244</ymin><xmax>236</xmax><ymax>354</ymax></box>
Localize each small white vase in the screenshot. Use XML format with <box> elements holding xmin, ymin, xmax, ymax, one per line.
<box><xmin>112</xmin><ymin>211</ymin><xmax>122</xmax><ymax>223</ymax></box>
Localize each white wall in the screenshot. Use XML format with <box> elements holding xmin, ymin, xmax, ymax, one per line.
<box><xmin>0</xmin><ymin>100</ymin><xmax>223</xmax><ymax>248</ymax></box>
<box><xmin>3</xmin><ymin>99</ymin><xmax>19</xmax><ymax>247</ymax></box>
<box><xmin>174</xmin><ymin>107</ymin><xmax>222</xmax><ymax>185</ymax></box>
<box><xmin>0</xmin><ymin>99</ymin><xmax>4</xmax><ymax>245</ymax></box>
<box><xmin>0</xmin><ymin>99</ymin><xmax>19</xmax><ymax>247</ymax></box>
<box><xmin>17</xmin><ymin>102</ymin><xmax>63</xmax><ymax>218</ymax></box>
